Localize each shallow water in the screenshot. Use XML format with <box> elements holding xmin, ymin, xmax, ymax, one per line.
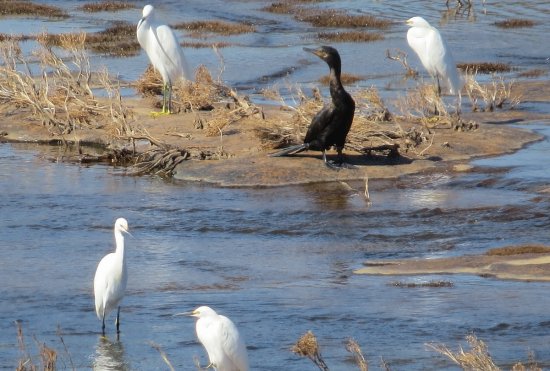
<box><xmin>4</xmin><ymin>0</ymin><xmax>549</xmax><ymax>101</ymax></box>
<box><xmin>1</xmin><ymin>123</ymin><xmax>550</xmax><ymax>370</ymax></box>
<box><xmin>2</xmin><ymin>1</ymin><xmax>550</xmax><ymax>369</ymax></box>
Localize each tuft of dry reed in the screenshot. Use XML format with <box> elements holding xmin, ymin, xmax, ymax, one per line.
<box><xmin>317</xmin><ymin>31</ymin><xmax>383</xmax><ymax>43</ymax></box>
<box><xmin>173</xmin><ymin>20</ymin><xmax>255</xmax><ymax>35</ymax></box>
<box><xmin>345</xmin><ymin>338</ymin><xmax>368</xmax><ymax>371</ymax></box>
<box><xmin>0</xmin><ymin>1</ymin><xmax>68</xmax><ymax>18</ymax></box>
<box><xmin>427</xmin><ymin>334</ymin><xmax>499</xmax><ymax>370</ymax></box>
<box><xmin>79</xmin><ymin>1</ymin><xmax>135</xmax><ymax>12</ymax></box>
<box><xmin>494</xmin><ymin>19</ymin><xmax>537</xmax><ymax>28</ymax></box>
<box><xmin>292</xmin><ymin>331</ymin><xmax>330</xmax><ymax>371</ymax></box>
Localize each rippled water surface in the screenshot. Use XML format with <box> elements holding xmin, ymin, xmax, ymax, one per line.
<box><xmin>2</xmin><ymin>0</ymin><xmax>550</xmax><ymax>370</ymax></box>
<box><xmin>2</xmin><ymin>124</ymin><xmax>550</xmax><ymax>369</ymax></box>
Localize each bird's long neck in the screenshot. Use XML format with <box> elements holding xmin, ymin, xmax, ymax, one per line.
<box><xmin>114</xmin><ymin>230</ymin><xmax>125</xmax><ymax>262</ymax></box>
<box><xmin>328</xmin><ymin>63</ymin><xmax>345</xmax><ymax>104</ymax></box>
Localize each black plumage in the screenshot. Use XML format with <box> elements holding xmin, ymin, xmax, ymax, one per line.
<box><xmin>270</xmin><ymin>46</ymin><xmax>355</xmax><ymax>168</ymax></box>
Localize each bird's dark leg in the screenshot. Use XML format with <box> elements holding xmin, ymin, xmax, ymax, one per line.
<box><xmin>101</xmin><ymin>314</ymin><xmax>106</xmax><ymax>336</ymax></box>
<box><xmin>116</xmin><ymin>306</ymin><xmax>121</xmax><ymax>334</ymax></box>
<box><xmin>436</xmin><ymin>76</ymin><xmax>442</xmax><ymax>97</ymax></box>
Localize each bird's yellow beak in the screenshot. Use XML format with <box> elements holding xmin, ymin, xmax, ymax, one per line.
<box><xmin>405</xmin><ymin>20</ymin><xmax>412</xmax><ymax>25</ymax></box>
<box><xmin>173</xmin><ymin>310</ymin><xmax>195</xmax><ymax>317</ymax></box>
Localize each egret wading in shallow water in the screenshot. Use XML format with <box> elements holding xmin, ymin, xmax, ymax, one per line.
<box><xmin>270</xmin><ymin>46</ymin><xmax>355</xmax><ymax>169</ymax></box>
<box><xmin>94</xmin><ymin>218</ymin><xmax>130</xmax><ymax>336</ymax></box>
<box><xmin>137</xmin><ymin>4</ymin><xmax>191</xmax><ymax>115</ymax></box>
<box><xmin>181</xmin><ymin>306</ymin><xmax>249</xmax><ymax>371</ymax></box>
<box><xmin>405</xmin><ymin>16</ymin><xmax>461</xmax><ymax>96</ymax></box>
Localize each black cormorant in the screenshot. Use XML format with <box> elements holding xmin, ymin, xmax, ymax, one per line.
<box><xmin>270</xmin><ymin>46</ymin><xmax>355</xmax><ymax>169</ymax></box>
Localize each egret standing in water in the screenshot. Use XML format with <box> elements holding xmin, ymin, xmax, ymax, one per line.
<box><xmin>94</xmin><ymin>218</ymin><xmax>130</xmax><ymax>336</ymax></box>
<box><xmin>270</xmin><ymin>46</ymin><xmax>355</xmax><ymax>169</ymax></box>
<box><xmin>185</xmin><ymin>306</ymin><xmax>249</xmax><ymax>371</ymax></box>
<box><xmin>405</xmin><ymin>16</ymin><xmax>461</xmax><ymax>96</ymax></box>
<box><xmin>137</xmin><ymin>4</ymin><xmax>191</xmax><ymax>114</ymax></box>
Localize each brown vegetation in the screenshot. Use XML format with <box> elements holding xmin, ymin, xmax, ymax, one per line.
<box><xmin>517</xmin><ymin>69</ymin><xmax>547</xmax><ymax>79</ymax></box>
<box><xmin>79</xmin><ymin>1</ymin><xmax>135</xmax><ymax>12</ymax></box>
<box><xmin>173</xmin><ymin>20</ymin><xmax>255</xmax><ymax>35</ymax></box>
<box><xmin>428</xmin><ymin>334</ymin><xmax>542</xmax><ymax>371</ymax></box>
<box><xmin>297</xmin><ymin>9</ymin><xmax>393</xmax><ymax>29</ymax></box>
<box><xmin>318</xmin><ymin>73</ymin><xmax>363</xmax><ymax>85</ymax></box>
<box><xmin>463</xmin><ymin>72</ymin><xmax>520</xmax><ymax>112</ymax></box>
<box><xmin>389</xmin><ymin>280</ymin><xmax>453</xmax><ymax>288</ymax></box>
<box><xmin>317</xmin><ymin>31</ymin><xmax>383</xmax><ymax>43</ymax></box>
<box><xmin>457</xmin><ymin>62</ymin><xmax>512</xmax><ymax>74</ymax></box>
<box><xmin>0</xmin><ymin>33</ymin><xmax>132</xmax><ymax>137</ymax></box>
<box><xmin>181</xmin><ymin>41</ymin><xmax>233</xmax><ymax>49</ymax></box>
<box><xmin>40</xmin><ymin>22</ymin><xmax>140</xmax><ymax>57</ymax></box>
<box><xmin>494</xmin><ymin>19</ymin><xmax>537</xmax><ymax>29</ymax></box>
<box><xmin>485</xmin><ymin>245</ymin><xmax>550</xmax><ymax>256</ymax></box>
<box><xmin>292</xmin><ymin>331</ymin><xmax>330</xmax><ymax>371</ymax></box>
<box><xmin>0</xmin><ymin>1</ymin><xmax>68</xmax><ymax>18</ymax></box>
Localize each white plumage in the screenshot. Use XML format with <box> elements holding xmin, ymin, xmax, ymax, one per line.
<box><xmin>136</xmin><ymin>4</ymin><xmax>191</xmax><ymax>113</ymax></box>
<box><xmin>406</xmin><ymin>16</ymin><xmax>461</xmax><ymax>95</ymax></box>
<box><xmin>93</xmin><ymin>218</ymin><xmax>130</xmax><ymax>335</ymax></box>
<box><xmin>191</xmin><ymin>306</ymin><xmax>249</xmax><ymax>371</ymax></box>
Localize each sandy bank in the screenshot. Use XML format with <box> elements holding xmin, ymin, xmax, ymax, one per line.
<box><xmin>355</xmin><ymin>249</ymin><xmax>550</xmax><ymax>282</ymax></box>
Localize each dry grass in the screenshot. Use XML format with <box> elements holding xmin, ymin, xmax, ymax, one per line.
<box><xmin>0</xmin><ymin>1</ymin><xmax>68</xmax><ymax>18</ymax></box>
<box><xmin>457</xmin><ymin>62</ymin><xmax>512</xmax><ymax>74</ymax></box>
<box><xmin>494</xmin><ymin>19</ymin><xmax>537</xmax><ymax>28</ymax></box>
<box><xmin>16</xmin><ymin>321</ymin><xmax>58</xmax><ymax>371</ymax></box>
<box><xmin>0</xmin><ymin>33</ymin><xmax>133</xmax><ymax>137</ymax></box>
<box><xmin>257</xmin><ymin>82</ymin><xmax>430</xmax><ymax>158</ymax></box>
<box><xmin>427</xmin><ymin>334</ymin><xmax>500</xmax><ymax>370</ymax></box>
<box><xmin>345</xmin><ymin>339</ymin><xmax>368</xmax><ymax>371</ymax></box>
<box><xmin>486</xmin><ymin>245</ymin><xmax>550</xmax><ymax>256</ymax></box>
<box><xmin>41</xmin><ymin>22</ymin><xmax>141</xmax><ymax>57</ymax></box>
<box><xmin>173</xmin><ymin>20</ymin><xmax>255</xmax><ymax>35</ymax></box>
<box><xmin>428</xmin><ymin>334</ymin><xmax>542</xmax><ymax>370</ymax></box>
<box><xmin>79</xmin><ymin>1</ymin><xmax>135</xmax><ymax>12</ymax></box>
<box><xmin>463</xmin><ymin>71</ymin><xmax>520</xmax><ymax>112</ymax></box>
<box><xmin>317</xmin><ymin>31</ymin><xmax>383</xmax><ymax>43</ymax></box>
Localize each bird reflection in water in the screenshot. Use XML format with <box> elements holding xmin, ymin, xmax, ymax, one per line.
<box><xmin>93</xmin><ymin>336</ymin><xmax>130</xmax><ymax>371</ymax></box>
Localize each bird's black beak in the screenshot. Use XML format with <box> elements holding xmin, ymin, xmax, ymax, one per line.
<box><xmin>303</xmin><ymin>47</ymin><xmax>326</xmax><ymax>60</ymax></box>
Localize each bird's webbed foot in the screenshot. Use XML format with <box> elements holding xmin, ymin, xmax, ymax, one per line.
<box><xmin>323</xmin><ymin>151</ymin><xmax>357</xmax><ymax>170</ymax></box>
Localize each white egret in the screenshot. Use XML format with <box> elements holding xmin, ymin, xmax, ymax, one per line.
<box><xmin>136</xmin><ymin>4</ymin><xmax>191</xmax><ymax>114</ymax></box>
<box><xmin>405</xmin><ymin>16</ymin><xmax>461</xmax><ymax>96</ymax></box>
<box><xmin>187</xmin><ymin>306</ymin><xmax>249</xmax><ymax>371</ymax></box>
<box><xmin>93</xmin><ymin>218</ymin><xmax>130</xmax><ymax>335</ymax></box>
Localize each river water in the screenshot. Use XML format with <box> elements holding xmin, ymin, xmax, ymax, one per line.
<box><xmin>1</xmin><ymin>0</ymin><xmax>550</xmax><ymax>370</ymax></box>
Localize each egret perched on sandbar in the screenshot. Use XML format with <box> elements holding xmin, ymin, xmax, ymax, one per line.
<box><xmin>137</xmin><ymin>4</ymin><xmax>191</xmax><ymax>114</ymax></box>
<box><xmin>186</xmin><ymin>306</ymin><xmax>249</xmax><ymax>371</ymax></box>
<box><xmin>93</xmin><ymin>218</ymin><xmax>131</xmax><ymax>336</ymax></box>
<box><xmin>405</xmin><ymin>16</ymin><xmax>461</xmax><ymax>96</ymax></box>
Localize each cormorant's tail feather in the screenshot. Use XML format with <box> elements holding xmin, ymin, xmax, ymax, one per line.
<box><xmin>269</xmin><ymin>144</ymin><xmax>308</xmax><ymax>157</ymax></box>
